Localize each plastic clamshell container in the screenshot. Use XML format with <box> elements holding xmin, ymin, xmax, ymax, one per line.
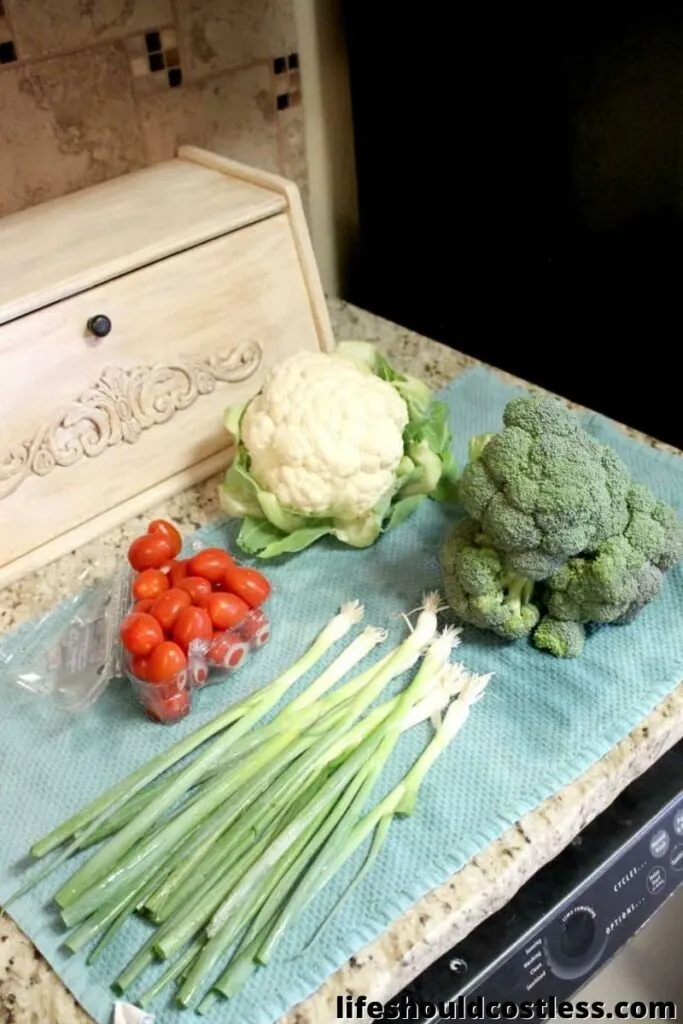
<box><xmin>123</xmin><ymin>562</ymin><xmax>271</xmax><ymax>723</ymax></box>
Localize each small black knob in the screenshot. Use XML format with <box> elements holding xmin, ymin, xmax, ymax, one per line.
<box><xmin>87</xmin><ymin>314</ymin><xmax>112</xmax><ymax>338</ymax></box>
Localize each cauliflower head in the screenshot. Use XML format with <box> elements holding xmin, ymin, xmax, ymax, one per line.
<box><xmin>241</xmin><ymin>351</ymin><xmax>408</xmax><ymax>519</ymax></box>
<box><xmin>220</xmin><ymin>344</ymin><xmax>458</xmax><ymax>558</ymax></box>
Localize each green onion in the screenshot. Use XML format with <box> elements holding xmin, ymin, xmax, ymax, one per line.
<box><xmin>12</xmin><ymin>592</ymin><xmax>491</xmax><ymax>1015</ymax></box>
<box><xmin>54</xmin><ymin>602</ymin><xmax>364</xmax><ymax>913</ymax></box>
<box><xmin>138</xmin><ymin>939</ymin><xmax>203</xmax><ymax>1010</ymax></box>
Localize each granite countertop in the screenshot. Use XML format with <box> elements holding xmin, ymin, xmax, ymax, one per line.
<box><xmin>1</xmin><ymin>298</ymin><xmax>682</xmax><ymax>1024</ymax></box>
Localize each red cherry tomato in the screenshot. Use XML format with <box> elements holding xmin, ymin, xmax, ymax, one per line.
<box><xmin>147</xmin><ymin>641</ymin><xmax>188</xmax><ymax>683</ymax></box>
<box><xmin>188</xmin><ymin>651</ymin><xmax>209</xmax><ymax>687</ymax></box>
<box><xmin>177</xmin><ymin>576</ymin><xmax>212</xmax><ymax>604</ymax></box>
<box><xmin>250</xmin><ymin>622</ymin><xmax>270</xmax><ymax>649</ymax></box>
<box><xmin>120</xmin><ymin>612</ymin><xmax>164</xmax><ymax>656</ymax></box>
<box><xmin>132</xmin><ymin>568</ymin><xmax>170</xmax><ymax>602</ymax></box>
<box><xmin>128</xmin><ymin>534</ymin><xmax>172</xmax><ymax>571</ymax></box>
<box><xmin>148</xmin><ymin>519</ymin><xmax>182</xmax><ymax>558</ymax></box>
<box><xmin>162</xmin><ymin>559</ymin><xmax>190</xmax><ymax>587</ymax></box>
<box><xmin>145</xmin><ymin>689</ymin><xmax>191</xmax><ymax>723</ymax></box>
<box><xmin>204</xmin><ymin>592</ymin><xmax>250</xmax><ymax>631</ymax></box>
<box><xmin>150</xmin><ymin>588</ymin><xmax>192</xmax><ymax>633</ymax></box>
<box><xmin>188</xmin><ymin>548</ymin><xmax>234</xmax><ymax>584</ymax></box>
<box><xmin>208</xmin><ymin>631</ymin><xmax>232</xmax><ymax>666</ymax></box>
<box><xmin>132</xmin><ymin>598</ymin><xmax>154</xmax><ymax>615</ymax></box>
<box><xmin>172</xmin><ymin>606</ymin><xmax>213</xmax><ymax>653</ymax></box>
<box><xmin>223</xmin><ymin>566</ymin><xmax>271</xmax><ymax>608</ymax></box>
<box><xmin>208</xmin><ymin>633</ymin><xmax>249</xmax><ymax>669</ymax></box>
<box><xmin>131</xmin><ymin>654</ymin><xmax>151</xmax><ymax>680</ymax></box>
<box><xmin>227</xmin><ymin>641</ymin><xmax>250</xmax><ymax>669</ymax></box>
<box><xmin>239</xmin><ymin>607</ymin><xmax>268</xmax><ymax>640</ymax></box>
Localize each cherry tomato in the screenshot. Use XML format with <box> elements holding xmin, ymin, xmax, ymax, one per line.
<box><xmin>208</xmin><ymin>630</ymin><xmax>231</xmax><ymax>666</ymax></box>
<box><xmin>240</xmin><ymin>607</ymin><xmax>268</xmax><ymax>639</ymax></box>
<box><xmin>188</xmin><ymin>548</ymin><xmax>234</xmax><ymax>584</ymax></box>
<box><xmin>172</xmin><ymin>606</ymin><xmax>213</xmax><ymax>653</ymax></box>
<box><xmin>132</xmin><ymin>568</ymin><xmax>170</xmax><ymax>602</ymax></box>
<box><xmin>204</xmin><ymin>592</ymin><xmax>250</xmax><ymax>631</ymax></box>
<box><xmin>147</xmin><ymin>641</ymin><xmax>188</xmax><ymax>683</ymax></box>
<box><xmin>248</xmin><ymin>622</ymin><xmax>270</xmax><ymax>650</ymax></box>
<box><xmin>177</xmin><ymin>576</ymin><xmax>212</xmax><ymax>604</ymax></box>
<box><xmin>150</xmin><ymin>588</ymin><xmax>192</xmax><ymax>633</ymax></box>
<box><xmin>128</xmin><ymin>534</ymin><xmax>172</xmax><ymax>571</ymax></box>
<box><xmin>131</xmin><ymin>654</ymin><xmax>151</xmax><ymax>680</ymax></box>
<box><xmin>148</xmin><ymin>519</ymin><xmax>183</xmax><ymax>558</ymax></box>
<box><xmin>132</xmin><ymin>598</ymin><xmax>154</xmax><ymax>615</ymax></box>
<box><xmin>162</xmin><ymin>558</ymin><xmax>189</xmax><ymax>587</ymax></box>
<box><xmin>145</xmin><ymin>689</ymin><xmax>191</xmax><ymax>723</ymax></box>
<box><xmin>227</xmin><ymin>641</ymin><xmax>250</xmax><ymax>669</ymax></box>
<box><xmin>188</xmin><ymin>651</ymin><xmax>209</xmax><ymax>687</ymax></box>
<box><xmin>208</xmin><ymin>633</ymin><xmax>249</xmax><ymax>669</ymax></box>
<box><xmin>120</xmin><ymin>612</ymin><xmax>164</xmax><ymax>656</ymax></box>
<box><xmin>223</xmin><ymin>566</ymin><xmax>271</xmax><ymax>608</ymax></box>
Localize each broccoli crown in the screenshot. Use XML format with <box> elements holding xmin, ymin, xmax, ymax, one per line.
<box><xmin>533</xmin><ymin>617</ymin><xmax>586</xmax><ymax>658</ymax></box>
<box><xmin>459</xmin><ymin>396</ymin><xmax>632</xmax><ymax>580</ymax></box>
<box><xmin>545</xmin><ymin>484</ymin><xmax>683</xmax><ymax>625</ymax></box>
<box><xmin>441</xmin><ymin>517</ymin><xmax>540</xmax><ymax>640</ymax></box>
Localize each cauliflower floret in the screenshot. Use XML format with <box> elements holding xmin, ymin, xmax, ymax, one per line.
<box><xmin>241</xmin><ymin>352</ymin><xmax>409</xmax><ymax>518</ymax></box>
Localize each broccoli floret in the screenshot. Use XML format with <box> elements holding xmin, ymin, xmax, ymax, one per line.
<box><xmin>545</xmin><ymin>485</ymin><xmax>683</xmax><ymax>626</ymax></box>
<box><xmin>459</xmin><ymin>396</ymin><xmax>632</xmax><ymax>580</ymax></box>
<box><xmin>533</xmin><ymin>617</ymin><xmax>586</xmax><ymax>658</ymax></box>
<box><xmin>441</xmin><ymin>517</ymin><xmax>540</xmax><ymax>640</ymax></box>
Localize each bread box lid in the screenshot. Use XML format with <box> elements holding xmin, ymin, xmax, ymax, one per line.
<box><xmin>0</xmin><ymin>152</ymin><xmax>287</xmax><ymax>325</ymax></box>
<box><xmin>0</xmin><ymin>147</ymin><xmax>334</xmax><ymax>587</ymax></box>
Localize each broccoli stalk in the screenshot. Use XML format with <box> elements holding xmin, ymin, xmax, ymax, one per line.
<box><xmin>441</xmin><ymin>517</ymin><xmax>540</xmax><ymax>641</ymax></box>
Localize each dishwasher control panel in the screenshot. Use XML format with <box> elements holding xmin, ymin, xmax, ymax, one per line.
<box><xmin>390</xmin><ymin>742</ymin><xmax>683</xmax><ymax>1022</ymax></box>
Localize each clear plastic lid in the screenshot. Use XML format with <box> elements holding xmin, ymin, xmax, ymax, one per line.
<box><xmin>1</xmin><ymin>566</ymin><xmax>128</xmax><ymax>713</ymax></box>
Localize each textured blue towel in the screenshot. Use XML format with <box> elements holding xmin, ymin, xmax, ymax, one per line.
<box><xmin>1</xmin><ymin>366</ymin><xmax>682</xmax><ymax>1024</ymax></box>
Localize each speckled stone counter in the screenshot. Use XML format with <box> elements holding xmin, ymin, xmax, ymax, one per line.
<box><xmin>1</xmin><ymin>299</ymin><xmax>682</xmax><ymax>1024</ymax></box>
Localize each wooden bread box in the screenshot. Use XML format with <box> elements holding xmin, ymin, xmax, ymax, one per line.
<box><xmin>0</xmin><ymin>147</ymin><xmax>334</xmax><ymax>588</ymax></box>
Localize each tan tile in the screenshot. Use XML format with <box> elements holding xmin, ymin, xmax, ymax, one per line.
<box><xmin>124</xmin><ymin>33</ymin><xmax>147</xmax><ymax>59</ymax></box>
<box><xmin>0</xmin><ymin>16</ymin><xmax>11</xmax><ymax>41</ymax></box>
<box><xmin>174</xmin><ymin>0</ymin><xmax>297</xmax><ymax>78</ymax></box>
<box><xmin>138</xmin><ymin>62</ymin><xmax>279</xmax><ymax>172</ymax></box>
<box><xmin>0</xmin><ymin>44</ymin><xmax>145</xmax><ymax>217</ymax></box>
<box><xmin>278</xmin><ymin>101</ymin><xmax>309</xmax><ymax>214</ymax></box>
<box><xmin>130</xmin><ymin>55</ymin><xmax>148</xmax><ymax>77</ymax></box>
<box><xmin>8</xmin><ymin>0</ymin><xmax>172</xmax><ymax>60</ymax></box>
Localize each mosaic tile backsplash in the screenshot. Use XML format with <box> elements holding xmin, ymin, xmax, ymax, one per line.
<box><xmin>0</xmin><ymin>0</ymin><xmax>307</xmax><ymax>218</ymax></box>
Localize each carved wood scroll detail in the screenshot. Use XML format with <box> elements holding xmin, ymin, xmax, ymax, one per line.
<box><xmin>0</xmin><ymin>341</ymin><xmax>262</xmax><ymax>500</ymax></box>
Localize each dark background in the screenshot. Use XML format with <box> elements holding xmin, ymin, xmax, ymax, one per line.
<box><xmin>342</xmin><ymin>2</ymin><xmax>683</xmax><ymax>448</ymax></box>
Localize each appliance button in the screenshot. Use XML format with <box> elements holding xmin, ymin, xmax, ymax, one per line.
<box><xmin>674</xmin><ymin>807</ymin><xmax>683</xmax><ymax>837</ymax></box>
<box><xmin>448</xmin><ymin>958</ymin><xmax>468</xmax><ymax>975</ymax></box>
<box><xmin>649</xmin><ymin>829</ymin><xmax>670</xmax><ymax>858</ymax></box>
<box><xmin>671</xmin><ymin>845</ymin><xmax>683</xmax><ymax>873</ymax></box>
<box><xmin>646</xmin><ymin>866</ymin><xmax>667</xmax><ymax>894</ymax></box>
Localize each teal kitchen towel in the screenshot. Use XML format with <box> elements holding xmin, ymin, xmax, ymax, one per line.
<box><xmin>1</xmin><ymin>365</ymin><xmax>682</xmax><ymax>1024</ymax></box>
